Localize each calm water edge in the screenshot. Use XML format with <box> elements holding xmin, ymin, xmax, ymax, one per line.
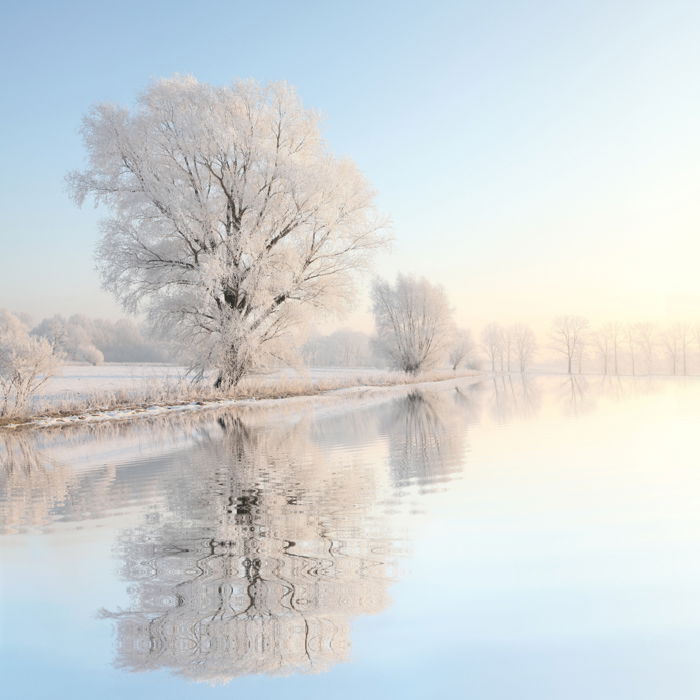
<box><xmin>2</xmin><ymin>375</ymin><xmax>700</xmax><ymax>699</ymax></box>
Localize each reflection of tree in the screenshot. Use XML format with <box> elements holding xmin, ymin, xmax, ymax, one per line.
<box><xmin>0</xmin><ymin>433</ymin><xmax>70</xmax><ymax>534</ymax></box>
<box><xmin>0</xmin><ymin>384</ymin><xmax>480</xmax><ymax>682</ymax></box>
<box><xmin>0</xmin><ymin>426</ymin><xmax>172</xmax><ymax>534</ymax></box>
<box><xmin>100</xmin><ymin>413</ymin><xmax>396</xmax><ymax>684</ymax></box>
<box><xmin>382</xmin><ymin>386</ymin><xmax>478</xmax><ymax>488</ymax></box>
<box><xmin>487</xmin><ymin>374</ymin><xmax>542</xmax><ymax>424</ymax></box>
<box><xmin>557</xmin><ymin>374</ymin><xmax>590</xmax><ymax>415</ymax></box>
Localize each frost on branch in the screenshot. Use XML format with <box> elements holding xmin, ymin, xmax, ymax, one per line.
<box><xmin>68</xmin><ymin>76</ymin><xmax>389</xmax><ymax>388</ymax></box>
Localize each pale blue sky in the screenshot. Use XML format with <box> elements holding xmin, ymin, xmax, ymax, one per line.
<box><xmin>1</xmin><ymin>0</ymin><xmax>699</xmax><ymax>331</ymax></box>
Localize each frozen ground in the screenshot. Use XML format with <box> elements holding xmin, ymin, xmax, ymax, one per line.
<box><xmin>15</xmin><ymin>363</ymin><xmax>471</xmax><ymax>430</ymax></box>
<box><xmin>33</xmin><ymin>363</ymin><xmax>398</xmax><ymax>406</ymax></box>
<box><xmin>34</xmin><ymin>363</ymin><xmax>191</xmax><ymax>405</ymax></box>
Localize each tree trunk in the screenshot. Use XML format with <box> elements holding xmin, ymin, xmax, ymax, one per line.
<box><xmin>215</xmin><ymin>345</ymin><xmax>251</xmax><ymax>390</ymax></box>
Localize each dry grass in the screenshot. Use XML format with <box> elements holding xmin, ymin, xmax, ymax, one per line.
<box><xmin>1</xmin><ymin>368</ymin><xmax>478</xmax><ymax>428</ymax></box>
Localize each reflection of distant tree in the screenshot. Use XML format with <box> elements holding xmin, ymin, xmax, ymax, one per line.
<box><xmin>382</xmin><ymin>386</ymin><xmax>479</xmax><ymax>488</ymax></box>
<box><xmin>0</xmin><ymin>433</ymin><xmax>70</xmax><ymax>534</ymax></box>
<box><xmin>101</xmin><ymin>413</ymin><xmax>396</xmax><ymax>684</ymax></box>
<box><xmin>557</xmin><ymin>374</ymin><xmax>590</xmax><ymax>415</ymax></box>
<box><xmin>453</xmin><ymin>382</ymin><xmax>486</xmax><ymax>423</ymax></box>
<box><xmin>487</xmin><ymin>374</ymin><xmax>542</xmax><ymax>424</ymax></box>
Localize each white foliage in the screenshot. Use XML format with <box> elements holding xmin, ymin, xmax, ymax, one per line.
<box><xmin>372</xmin><ymin>274</ymin><xmax>454</xmax><ymax>374</ymax></box>
<box><xmin>31</xmin><ymin>315</ymin><xmax>104</xmax><ymax>364</ymax></box>
<box><xmin>0</xmin><ymin>310</ymin><xmax>59</xmax><ymax>416</ymax></box>
<box><xmin>68</xmin><ymin>76</ymin><xmax>388</xmax><ymax>388</ymax></box>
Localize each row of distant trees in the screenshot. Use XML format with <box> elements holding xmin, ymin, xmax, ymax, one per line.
<box><xmin>550</xmin><ymin>316</ymin><xmax>700</xmax><ymax>376</ymax></box>
<box><xmin>481</xmin><ymin>323</ymin><xmax>537</xmax><ymax>374</ymax></box>
<box><xmin>303</xmin><ymin>300</ymin><xmax>700</xmax><ymax>378</ymax></box>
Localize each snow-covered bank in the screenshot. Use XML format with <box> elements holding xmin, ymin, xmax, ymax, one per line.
<box><xmin>2</xmin><ymin>366</ymin><xmax>480</xmax><ymax>430</ymax></box>
<box><xmin>32</xmin><ymin>363</ymin><xmax>189</xmax><ymax>405</ymax></box>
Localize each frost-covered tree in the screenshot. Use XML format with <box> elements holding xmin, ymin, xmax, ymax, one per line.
<box><xmin>0</xmin><ymin>311</ymin><xmax>59</xmax><ymax>416</ymax></box>
<box><xmin>593</xmin><ymin>326</ymin><xmax>611</xmax><ymax>375</ymax></box>
<box><xmin>31</xmin><ymin>315</ymin><xmax>104</xmax><ymax>365</ymax></box>
<box><xmin>31</xmin><ymin>315</ymin><xmax>170</xmax><ymax>364</ymax></box>
<box><xmin>634</xmin><ymin>322</ymin><xmax>657</xmax><ymax>375</ymax></box>
<box><xmin>510</xmin><ymin>323</ymin><xmax>537</xmax><ymax>373</ymax></box>
<box><xmin>551</xmin><ymin>315</ymin><xmax>589</xmax><ymax>375</ymax></box>
<box><xmin>481</xmin><ymin>323</ymin><xmax>504</xmax><ymax>374</ymax></box>
<box><xmin>624</xmin><ymin>323</ymin><xmax>637</xmax><ymax>376</ymax></box>
<box><xmin>69</xmin><ymin>76</ymin><xmax>387</xmax><ymax>388</ymax></box>
<box><xmin>372</xmin><ymin>274</ymin><xmax>454</xmax><ymax>374</ymax></box>
<box><xmin>592</xmin><ymin>321</ymin><xmax>623</xmax><ymax>375</ymax></box>
<box><xmin>663</xmin><ymin>322</ymin><xmax>692</xmax><ymax>376</ymax></box>
<box><xmin>448</xmin><ymin>328</ymin><xmax>476</xmax><ymax>371</ymax></box>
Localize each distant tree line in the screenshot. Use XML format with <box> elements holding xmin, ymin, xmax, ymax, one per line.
<box><xmin>29</xmin><ymin>315</ymin><xmax>173</xmax><ymax>365</ymax></box>
<box><xmin>480</xmin><ymin>323</ymin><xmax>537</xmax><ymax>374</ymax></box>
<box><xmin>551</xmin><ymin>316</ymin><xmax>700</xmax><ymax>376</ymax></box>
<box><xmin>302</xmin><ymin>330</ymin><xmax>377</xmax><ymax>368</ymax></box>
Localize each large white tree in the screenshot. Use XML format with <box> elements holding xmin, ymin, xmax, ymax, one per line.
<box><xmin>69</xmin><ymin>76</ymin><xmax>388</xmax><ymax>388</ymax></box>
<box><xmin>372</xmin><ymin>274</ymin><xmax>454</xmax><ymax>374</ymax></box>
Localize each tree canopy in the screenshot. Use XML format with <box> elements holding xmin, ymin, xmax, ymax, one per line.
<box><xmin>69</xmin><ymin>76</ymin><xmax>388</xmax><ymax>387</ymax></box>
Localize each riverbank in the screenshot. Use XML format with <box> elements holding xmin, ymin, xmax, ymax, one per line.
<box><xmin>0</xmin><ymin>367</ymin><xmax>480</xmax><ymax>430</ymax></box>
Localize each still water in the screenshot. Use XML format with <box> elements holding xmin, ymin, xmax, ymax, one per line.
<box><xmin>2</xmin><ymin>376</ymin><xmax>700</xmax><ymax>699</ymax></box>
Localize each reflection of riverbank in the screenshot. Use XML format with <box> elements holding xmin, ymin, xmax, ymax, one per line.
<box><xmin>0</xmin><ymin>381</ymin><xmax>482</xmax><ymax>532</ymax></box>
<box><xmin>0</xmin><ymin>381</ymin><xmax>484</xmax><ymax>683</ymax></box>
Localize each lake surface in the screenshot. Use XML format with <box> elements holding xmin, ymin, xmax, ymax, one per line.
<box><xmin>2</xmin><ymin>375</ymin><xmax>700</xmax><ymax>699</ymax></box>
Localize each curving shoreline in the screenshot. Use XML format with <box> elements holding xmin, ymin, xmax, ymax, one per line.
<box><xmin>0</xmin><ymin>370</ymin><xmax>481</xmax><ymax>432</ymax></box>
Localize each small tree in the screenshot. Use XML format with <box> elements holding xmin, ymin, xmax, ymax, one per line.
<box><xmin>0</xmin><ymin>310</ymin><xmax>59</xmax><ymax>416</ymax></box>
<box><xmin>634</xmin><ymin>322</ymin><xmax>656</xmax><ymax>375</ymax></box>
<box><xmin>481</xmin><ymin>323</ymin><xmax>504</xmax><ymax>374</ymax></box>
<box><xmin>449</xmin><ymin>328</ymin><xmax>476</xmax><ymax>371</ymax></box>
<box><xmin>551</xmin><ymin>315</ymin><xmax>589</xmax><ymax>375</ymax></box>
<box><xmin>624</xmin><ymin>323</ymin><xmax>636</xmax><ymax>376</ymax></box>
<box><xmin>511</xmin><ymin>323</ymin><xmax>537</xmax><ymax>373</ymax></box>
<box><xmin>372</xmin><ymin>274</ymin><xmax>454</xmax><ymax>374</ymax></box>
<box><xmin>663</xmin><ymin>322</ymin><xmax>691</xmax><ymax>376</ymax></box>
<box><xmin>593</xmin><ymin>327</ymin><xmax>611</xmax><ymax>375</ymax></box>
